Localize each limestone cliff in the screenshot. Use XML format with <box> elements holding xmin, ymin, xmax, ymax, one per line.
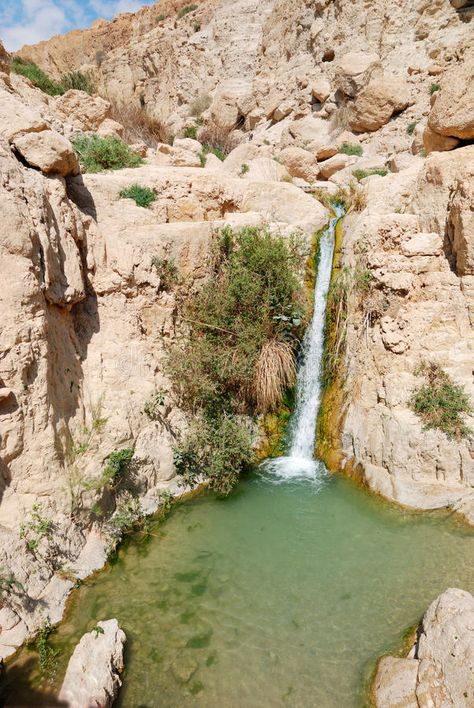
<box><xmin>0</xmin><ymin>0</ymin><xmax>473</xmax><ymax>671</ymax></box>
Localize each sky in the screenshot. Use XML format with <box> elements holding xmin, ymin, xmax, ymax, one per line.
<box><xmin>0</xmin><ymin>0</ymin><xmax>154</xmax><ymax>51</ymax></box>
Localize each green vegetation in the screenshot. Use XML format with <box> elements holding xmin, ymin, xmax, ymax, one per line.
<box><xmin>20</xmin><ymin>504</ymin><xmax>53</xmax><ymax>555</ymax></box>
<box><xmin>183</xmin><ymin>126</ymin><xmax>198</xmax><ymax>139</ymax></box>
<box><xmin>321</xmin><ymin>265</ymin><xmax>349</xmax><ymax>389</ymax></box>
<box><xmin>11</xmin><ymin>57</ymin><xmax>64</xmax><ymax>96</ymax></box>
<box><xmin>407</xmin><ymin>121</ymin><xmax>417</xmax><ymax>136</ymax></box>
<box><xmin>33</xmin><ymin>624</ymin><xmax>60</xmax><ymax>680</ymax></box>
<box><xmin>60</xmin><ymin>70</ymin><xmax>94</xmax><ymax>94</ymax></box>
<box><xmin>101</xmin><ymin>448</ymin><xmax>134</xmax><ymax>488</ymax></box>
<box><xmin>177</xmin><ymin>4</ymin><xmax>198</xmax><ymax>18</ymax></box>
<box><xmin>144</xmin><ymin>389</ymin><xmax>166</xmax><ymax>419</ymax></box>
<box><xmin>0</xmin><ymin>568</ymin><xmax>24</xmax><ymax>605</ymax></box>
<box><xmin>11</xmin><ymin>59</ymin><xmax>94</xmax><ymax>96</ymax></box>
<box><xmin>119</xmin><ymin>184</ymin><xmax>156</xmax><ymax>208</ymax></box>
<box><xmin>352</xmin><ymin>167</ymin><xmax>388</xmax><ymax>181</ymax></box>
<box><xmin>92</xmin><ymin>624</ymin><xmax>105</xmax><ymax>637</ymax></box>
<box><xmin>338</xmin><ymin>142</ymin><xmax>363</xmax><ymax>157</ymax></box>
<box><xmin>72</xmin><ymin>134</ymin><xmax>144</xmax><ymax>172</ymax></box>
<box><xmin>410</xmin><ymin>362</ymin><xmax>472</xmax><ymax>440</ymax></box>
<box><xmin>240</xmin><ymin>163</ymin><xmax>250</xmax><ymax>175</ymax></box>
<box><xmin>430</xmin><ymin>83</ymin><xmax>441</xmax><ymax>95</ymax></box>
<box><xmin>151</xmin><ymin>256</ymin><xmax>178</xmax><ymax>290</ymax></box>
<box><xmin>168</xmin><ymin>225</ymin><xmax>306</xmax><ymax>495</ymax></box>
<box><xmin>199</xmin><ymin>144</ymin><xmax>225</xmax><ymax>165</ymax></box>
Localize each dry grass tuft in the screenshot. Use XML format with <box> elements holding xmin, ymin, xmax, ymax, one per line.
<box><xmin>253</xmin><ymin>340</ymin><xmax>296</xmax><ymax>412</ymax></box>
<box><xmin>198</xmin><ymin>122</ymin><xmax>242</xmax><ymax>157</ymax></box>
<box><xmin>109</xmin><ymin>100</ymin><xmax>170</xmax><ymax>147</ymax></box>
<box><xmin>346</xmin><ymin>182</ymin><xmax>367</xmax><ymax>212</ymax></box>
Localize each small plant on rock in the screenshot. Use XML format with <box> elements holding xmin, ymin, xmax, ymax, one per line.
<box><xmin>151</xmin><ymin>255</ymin><xmax>179</xmax><ymax>290</ymax></box>
<box><xmin>177</xmin><ymin>4</ymin><xmax>198</xmax><ymax>18</ymax></box>
<box><xmin>101</xmin><ymin>448</ymin><xmax>134</xmax><ymax>489</ymax></box>
<box><xmin>410</xmin><ymin>362</ymin><xmax>472</xmax><ymax>440</ymax></box>
<box><xmin>72</xmin><ymin>134</ymin><xmax>144</xmax><ymax>173</ymax></box>
<box><xmin>407</xmin><ymin>121</ymin><xmax>417</xmax><ymax>135</ymax></box>
<box><xmin>0</xmin><ymin>568</ymin><xmax>24</xmax><ymax>606</ymax></box>
<box><xmin>240</xmin><ymin>163</ymin><xmax>250</xmax><ymax>175</ymax></box>
<box><xmin>429</xmin><ymin>83</ymin><xmax>441</xmax><ymax>95</ymax></box>
<box><xmin>119</xmin><ymin>184</ymin><xmax>156</xmax><ymax>208</ymax></box>
<box><xmin>183</xmin><ymin>126</ymin><xmax>198</xmax><ymax>139</ymax></box>
<box><xmin>338</xmin><ymin>142</ymin><xmax>363</xmax><ymax>157</ymax></box>
<box><xmin>352</xmin><ymin>167</ymin><xmax>388</xmax><ymax>181</ymax></box>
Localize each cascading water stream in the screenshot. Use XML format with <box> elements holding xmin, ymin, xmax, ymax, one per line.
<box><xmin>263</xmin><ymin>204</ymin><xmax>344</xmax><ymax>482</ymax></box>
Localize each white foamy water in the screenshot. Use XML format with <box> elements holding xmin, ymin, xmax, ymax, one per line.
<box><xmin>263</xmin><ymin>205</ymin><xmax>344</xmax><ymax>483</ymax></box>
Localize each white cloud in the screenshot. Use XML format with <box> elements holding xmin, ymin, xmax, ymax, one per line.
<box><xmin>1</xmin><ymin>0</ymin><xmax>70</xmax><ymax>51</ymax></box>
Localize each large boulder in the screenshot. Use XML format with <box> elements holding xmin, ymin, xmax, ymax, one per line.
<box><xmin>59</xmin><ymin>619</ymin><xmax>126</xmax><ymax>708</ymax></box>
<box><xmin>349</xmin><ymin>76</ymin><xmax>411</xmax><ymax>132</ymax></box>
<box><xmin>12</xmin><ymin>130</ymin><xmax>80</xmax><ymax>176</ymax></box>
<box><xmin>319</xmin><ymin>153</ymin><xmax>357</xmax><ymax>179</ymax></box>
<box><xmin>279</xmin><ymin>146</ymin><xmax>319</xmax><ymax>182</ymax></box>
<box><xmin>427</xmin><ymin>55</ymin><xmax>474</xmax><ymax>140</ymax></box>
<box><xmin>334</xmin><ymin>51</ymin><xmax>380</xmax><ymax>98</ymax></box>
<box><xmin>373</xmin><ymin>589</ymin><xmax>474</xmax><ymax>708</ymax></box>
<box><xmin>311</xmin><ymin>74</ymin><xmax>331</xmax><ymax>103</ymax></box>
<box><xmin>0</xmin><ymin>89</ymin><xmax>48</xmax><ymax>142</ymax></box>
<box><xmin>54</xmin><ymin>89</ymin><xmax>111</xmax><ymax>131</ymax></box>
<box><xmin>209</xmin><ymin>80</ymin><xmax>255</xmax><ymax>130</ymax></box>
<box><xmin>423</xmin><ymin>125</ymin><xmax>460</xmax><ymax>154</ymax></box>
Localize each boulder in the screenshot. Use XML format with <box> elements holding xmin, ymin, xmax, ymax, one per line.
<box><xmin>273</xmin><ymin>101</ymin><xmax>293</xmax><ymax>121</ymax></box>
<box><xmin>243</xmin><ymin>157</ymin><xmax>289</xmax><ymax>182</ymax></box>
<box><xmin>173</xmin><ymin>137</ymin><xmax>202</xmax><ymax>155</ymax></box>
<box><xmin>314</xmin><ymin>130</ymin><xmax>362</xmax><ymax>161</ymax></box>
<box><xmin>349</xmin><ymin>77</ymin><xmax>411</xmax><ymax>132</ymax></box>
<box><xmin>278</xmin><ymin>146</ymin><xmax>319</xmax><ymax>182</ymax></box>
<box><xmin>209</xmin><ymin>80</ymin><xmax>255</xmax><ymax>129</ymax></box>
<box><xmin>423</xmin><ymin>125</ymin><xmax>460</xmax><ymax>154</ymax></box>
<box><xmin>319</xmin><ymin>153</ymin><xmax>356</xmax><ymax>179</ymax></box>
<box><xmin>373</xmin><ymin>589</ymin><xmax>474</xmax><ymax>708</ymax></box>
<box><xmin>0</xmin><ymin>89</ymin><xmax>48</xmax><ymax>142</ymax></box>
<box><xmin>311</xmin><ymin>74</ymin><xmax>331</xmax><ymax>103</ymax></box>
<box><xmin>12</xmin><ymin>130</ymin><xmax>80</xmax><ymax>176</ymax></box>
<box><xmin>221</xmin><ymin>142</ymin><xmax>260</xmax><ymax>176</ymax></box>
<box><xmin>427</xmin><ymin>55</ymin><xmax>474</xmax><ymax>140</ymax></box>
<box><xmin>154</xmin><ymin>143</ymin><xmax>201</xmax><ymax>167</ymax></box>
<box><xmin>288</xmin><ymin>115</ymin><xmax>331</xmax><ymax>144</ymax></box>
<box><xmin>59</xmin><ymin>619</ymin><xmax>126</xmax><ymax>708</ymax></box>
<box><xmin>334</xmin><ymin>51</ymin><xmax>380</xmax><ymax>97</ymax></box>
<box><xmin>97</xmin><ymin>118</ymin><xmax>125</xmax><ymax>139</ymax></box>
<box><xmin>54</xmin><ymin>89</ymin><xmax>111</xmax><ymax>131</ymax></box>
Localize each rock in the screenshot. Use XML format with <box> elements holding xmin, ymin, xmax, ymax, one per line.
<box><xmin>0</xmin><ymin>90</ymin><xmax>48</xmax><ymax>142</ymax></box>
<box><xmin>315</xmin><ymin>131</ymin><xmax>361</xmax><ymax>161</ymax></box>
<box><xmin>0</xmin><ymin>41</ymin><xmax>10</xmax><ymax>77</ymax></box>
<box><xmin>171</xmin><ymin>653</ymin><xmax>198</xmax><ymax>683</ymax></box>
<box><xmin>401</xmin><ymin>232</ymin><xmax>442</xmax><ymax>257</ymax></box>
<box><xmin>210</xmin><ymin>80</ymin><xmax>254</xmax><ymax>129</ymax></box>
<box><xmin>349</xmin><ymin>77</ymin><xmax>411</xmax><ymax>132</ymax></box>
<box><xmin>243</xmin><ymin>157</ymin><xmax>289</xmax><ymax>182</ymax></box>
<box><xmin>173</xmin><ymin>137</ymin><xmax>202</xmax><ymax>155</ymax></box>
<box><xmin>273</xmin><ymin>101</ymin><xmax>293</xmax><ymax>121</ymax></box>
<box><xmin>319</xmin><ymin>153</ymin><xmax>356</xmax><ymax>179</ymax></box>
<box><xmin>423</xmin><ymin>125</ymin><xmax>460</xmax><ymax>154</ymax></box>
<box><xmin>334</xmin><ymin>51</ymin><xmax>380</xmax><ymax>97</ymax></box>
<box><xmin>311</xmin><ymin>74</ymin><xmax>331</xmax><ymax>102</ymax></box>
<box><xmin>0</xmin><ymin>388</ymin><xmax>13</xmax><ymax>403</ymax></box>
<box><xmin>54</xmin><ymin>90</ymin><xmax>111</xmax><ymax>131</ymax></box>
<box><xmin>374</xmin><ymin>589</ymin><xmax>474</xmax><ymax>708</ymax></box>
<box><xmin>129</xmin><ymin>141</ymin><xmax>148</xmax><ymax>157</ymax></box>
<box><xmin>427</xmin><ymin>55</ymin><xmax>474</xmax><ymax>140</ymax></box>
<box><xmin>447</xmin><ymin>178</ymin><xmax>474</xmax><ymax>275</ymax></box>
<box><xmin>154</xmin><ymin>143</ymin><xmax>201</xmax><ymax>167</ymax></box>
<box><xmin>221</xmin><ymin>142</ymin><xmax>260</xmax><ymax>176</ymax></box>
<box><xmin>279</xmin><ymin>147</ymin><xmax>319</xmax><ymax>182</ymax></box>
<box><xmin>373</xmin><ymin>657</ymin><xmax>419</xmax><ymax>708</ymax></box>
<box><xmin>59</xmin><ymin>619</ymin><xmax>126</xmax><ymax>708</ymax></box>
<box><xmin>12</xmin><ymin>130</ymin><xmax>80</xmax><ymax>176</ymax></box>
<box><xmin>288</xmin><ymin>115</ymin><xmax>331</xmax><ymax>144</ymax></box>
<box><xmin>97</xmin><ymin>117</ymin><xmax>125</xmax><ymax>139</ymax></box>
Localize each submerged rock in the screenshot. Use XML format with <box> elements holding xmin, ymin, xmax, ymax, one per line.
<box><xmin>59</xmin><ymin>619</ymin><xmax>126</xmax><ymax>708</ymax></box>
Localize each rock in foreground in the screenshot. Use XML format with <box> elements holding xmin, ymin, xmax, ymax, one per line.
<box><xmin>373</xmin><ymin>588</ymin><xmax>474</xmax><ymax>707</ymax></box>
<box><xmin>59</xmin><ymin>619</ymin><xmax>126</xmax><ymax>708</ymax></box>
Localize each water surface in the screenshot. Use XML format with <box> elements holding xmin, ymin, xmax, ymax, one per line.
<box><xmin>7</xmin><ymin>473</ymin><xmax>473</xmax><ymax>707</ymax></box>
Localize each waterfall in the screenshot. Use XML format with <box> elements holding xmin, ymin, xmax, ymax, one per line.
<box><xmin>263</xmin><ymin>205</ymin><xmax>344</xmax><ymax>482</ymax></box>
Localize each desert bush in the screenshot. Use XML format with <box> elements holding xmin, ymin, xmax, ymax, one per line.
<box><xmin>410</xmin><ymin>362</ymin><xmax>472</xmax><ymax>439</ymax></box>
<box><xmin>177</xmin><ymin>4</ymin><xmax>198</xmax><ymax>18</ymax></box>
<box><xmin>109</xmin><ymin>99</ymin><xmax>170</xmax><ymax>147</ymax></box>
<box><xmin>338</xmin><ymin>142</ymin><xmax>363</xmax><ymax>156</ymax></box>
<box><xmin>151</xmin><ymin>255</ymin><xmax>178</xmax><ymax>290</ymax></box>
<box><xmin>60</xmin><ymin>70</ymin><xmax>94</xmax><ymax>94</ymax></box>
<box><xmin>198</xmin><ymin>122</ymin><xmax>241</xmax><ymax>160</ymax></box>
<box><xmin>173</xmin><ymin>414</ymin><xmax>255</xmax><ymax>495</ymax></box>
<box><xmin>119</xmin><ymin>184</ymin><xmax>156</xmax><ymax>208</ymax></box>
<box><xmin>72</xmin><ymin>134</ymin><xmax>143</xmax><ymax>172</ymax></box>
<box><xmin>11</xmin><ymin>57</ymin><xmax>64</xmax><ymax>95</ymax></box>
<box><xmin>101</xmin><ymin>448</ymin><xmax>134</xmax><ymax>488</ymax></box>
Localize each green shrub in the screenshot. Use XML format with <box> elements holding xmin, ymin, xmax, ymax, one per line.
<box><xmin>352</xmin><ymin>167</ymin><xmax>388</xmax><ymax>181</ymax></box>
<box><xmin>151</xmin><ymin>256</ymin><xmax>178</xmax><ymax>290</ymax></box>
<box><xmin>430</xmin><ymin>83</ymin><xmax>441</xmax><ymax>95</ymax></box>
<box><xmin>173</xmin><ymin>414</ymin><xmax>256</xmax><ymax>496</ymax></box>
<box><xmin>72</xmin><ymin>134</ymin><xmax>143</xmax><ymax>172</ymax></box>
<box><xmin>183</xmin><ymin>126</ymin><xmax>198</xmax><ymax>139</ymax></box>
<box><xmin>119</xmin><ymin>184</ymin><xmax>156</xmax><ymax>208</ymax></box>
<box><xmin>177</xmin><ymin>4</ymin><xmax>198</xmax><ymax>18</ymax></box>
<box><xmin>101</xmin><ymin>448</ymin><xmax>134</xmax><ymax>488</ymax></box>
<box><xmin>410</xmin><ymin>362</ymin><xmax>472</xmax><ymax>439</ymax></box>
<box><xmin>11</xmin><ymin>57</ymin><xmax>64</xmax><ymax>96</ymax></box>
<box><xmin>60</xmin><ymin>70</ymin><xmax>95</xmax><ymax>94</ymax></box>
<box><xmin>407</xmin><ymin>121</ymin><xmax>417</xmax><ymax>136</ymax></box>
<box><xmin>240</xmin><ymin>163</ymin><xmax>250</xmax><ymax>175</ymax></box>
<box><xmin>338</xmin><ymin>142</ymin><xmax>363</xmax><ymax>156</ymax></box>
<box><xmin>34</xmin><ymin>624</ymin><xmax>60</xmax><ymax>680</ymax></box>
